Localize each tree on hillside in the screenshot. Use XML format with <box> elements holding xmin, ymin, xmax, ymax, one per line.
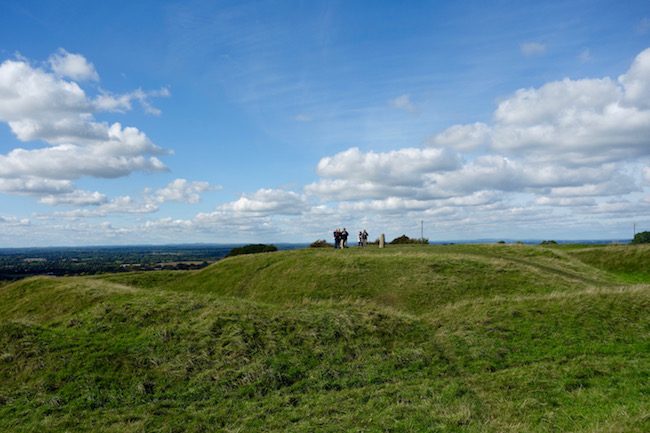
<box><xmin>631</xmin><ymin>231</ymin><xmax>650</xmax><ymax>244</ymax></box>
<box><xmin>310</xmin><ymin>239</ymin><xmax>332</xmax><ymax>248</ymax></box>
<box><xmin>389</xmin><ymin>235</ymin><xmax>429</xmax><ymax>245</ymax></box>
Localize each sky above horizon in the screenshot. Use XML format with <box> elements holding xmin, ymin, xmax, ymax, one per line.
<box><xmin>1</xmin><ymin>0</ymin><xmax>650</xmax><ymax>246</ymax></box>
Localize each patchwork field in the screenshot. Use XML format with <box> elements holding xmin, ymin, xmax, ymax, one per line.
<box><xmin>1</xmin><ymin>244</ymin><xmax>648</xmax><ymax>432</ymax></box>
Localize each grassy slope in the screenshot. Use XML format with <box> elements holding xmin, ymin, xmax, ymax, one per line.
<box><xmin>0</xmin><ymin>245</ymin><xmax>648</xmax><ymax>432</ymax></box>
<box><xmin>102</xmin><ymin>244</ymin><xmax>615</xmax><ymax>313</ymax></box>
<box><xmin>564</xmin><ymin>244</ymin><xmax>650</xmax><ymax>283</ymax></box>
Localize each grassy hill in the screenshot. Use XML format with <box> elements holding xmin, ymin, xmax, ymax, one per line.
<box><xmin>0</xmin><ymin>244</ymin><xmax>648</xmax><ymax>432</ymax></box>
<box><xmin>564</xmin><ymin>244</ymin><xmax>650</xmax><ymax>283</ymax></box>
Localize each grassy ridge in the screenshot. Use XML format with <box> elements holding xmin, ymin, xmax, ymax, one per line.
<box><xmin>565</xmin><ymin>244</ymin><xmax>650</xmax><ymax>283</ymax></box>
<box><xmin>101</xmin><ymin>244</ymin><xmax>616</xmax><ymax>313</ymax></box>
<box><xmin>0</xmin><ymin>245</ymin><xmax>648</xmax><ymax>432</ymax></box>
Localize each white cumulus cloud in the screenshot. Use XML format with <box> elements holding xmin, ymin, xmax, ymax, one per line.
<box><xmin>0</xmin><ymin>51</ymin><xmax>170</xmax><ymax>200</ymax></box>
<box><xmin>220</xmin><ymin>188</ymin><xmax>306</xmax><ymax>215</ymax></box>
<box><xmin>39</xmin><ymin>190</ymin><xmax>108</xmax><ymax>206</ymax></box>
<box><xmin>48</xmin><ymin>49</ymin><xmax>99</xmax><ymax>81</ymax></box>
<box><xmin>490</xmin><ymin>50</ymin><xmax>650</xmax><ymax>165</ymax></box>
<box><xmin>316</xmin><ymin>147</ymin><xmax>460</xmax><ymax>185</ymax></box>
<box><xmin>301</xmin><ymin>47</ymin><xmax>650</xmax><ymax>225</ymax></box>
<box><xmin>430</xmin><ymin>122</ymin><xmax>490</xmax><ymax>151</ymax></box>
<box><xmin>619</xmin><ymin>47</ymin><xmax>650</xmax><ymax>109</ymax></box>
<box><xmin>0</xmin><ymin>215</ymin><xmax>30</xmax><ymax>226</ymax></box>
<box><xmin>150</xmin><ymin>178</ymin><xmax>216</xmax><ymax>204</ymax></box>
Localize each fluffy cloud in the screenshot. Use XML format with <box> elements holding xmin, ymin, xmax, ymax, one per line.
<box><xmin>202</xmin><ymin>46</ymin><xmax>648</xmax><ymax>240</ymax></box>
<box><xmin>94</xmin><ymin>87</ymin><xmax>171</xmax><ymax>115</ymax></box>
<box><xmin>0</xmin><ymin>132</ymin><xmax>166</xmax><ymax>180</ymax></box>
<box><xmin>338</xmin><ymin>197</ymin><xmax>432</xmax><ymax>213</ymax></box>
<box><xmin>490</xmin><ymin>48</ymin><xmax>650</xmax><ymax>165</ymax></box>
<box><xmin>306</xmin><ymin>147</ymin><xmax>462</xmax><ymax>202</ymax></box>
<box><xmin>429</xmin><ymin>122</ymin><xmax>489</xmax><ymax>151</ymax></box>
<box><xmin>0</xmin><ymin>215</ymin><xmax>30</xmax><ymax>226</ymax></box>
<box><xmin>5</xmin><ymin>48</ymin><xmax>650</xmax><ymax>244</ymax></box>
<box><xmin>305</xmin><ymin>178</ymin><xmax>423</xmax><ymax>201</ymax></box>
<box><xmin>619</xmin><ymin>48</ymin><xmax>650</xmax><ymax>109</ymax></box>
<box><xmin>47</xmin><ymin>178</ymin><xmax>216</xmax><ymax>218</ymax></box>
<box><xmin>544</xmin><ymin>176</ymin><xmax>638</xmax><ymax>198</ymax></box>
<box><xmin>316</xmin><ymin>147</ymin><xmax>460</xmax><ymax>185</ymax></box>
<box><xmin>40</xmin><ymin>190</ymin><xmax>107</xmax><ymax>206</ymax></box>
<box><xmin>48</xmin><ymin>48</ymin><xmax>99</xmax><ymax>81</ymax></box>
<box><xmin>0</xmin><ymin>50</ymin><xmax>169</xmax><ymax>200</ymax></box>
<box><xmin>307</xmin><ymin>153</ymin><xmax>623</xmax><ymax>204</ymax></box>
<box><xmin>303</xmin><ymin>47</ymin><xmax>650</xmax><ymax>223</ymax></box>
<box><xmin>220</xmin><ymin>188</ymin><xmax>306</xmax><ymax>215</ymax></box>
<box><xmin>429</xmin><ymin>157</ymin><xmax>617</xmax><ymax>195</ymax></box>
<box><xmin>130</xmin><ymin>188</ymin><xmax>310</xmax><ymax>240</ymax></box>
<box><xmin>0</xmin><ymin>177</ymin><xmax>73</xmax><ymax>194</ymax></box>
<box><xmin>0</xmin><ymin>59</ymin><xmax>90</xmax><ymax>137</ymax></box>
<box><xmin>535</xmin><ymin>196</ymin><xmax>596</xmax><ymax>207</ymax></box>
<box><xmin>150</xmin><ymin>178</ymin><xmax>215</xmax><ymax>204</ymax></box>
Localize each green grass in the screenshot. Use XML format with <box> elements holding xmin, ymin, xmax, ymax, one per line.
<box><xmin>123</xmin><ymin>244</ymin><xmax>616</xmax><ymax>313</ymax></box>
<box><xmin>0</xmin><ymin>244</ymin><xmax>648</xmax><ymax>432</ymax></box>
<box><xmin>566</xmin><ymin>244</ymin><xmax>650</xmax><ymax>283</ymax></box>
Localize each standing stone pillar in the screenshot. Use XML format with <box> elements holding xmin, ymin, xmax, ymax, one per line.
<box><xmin>379</xmin><ymin>234</ymin><xmax>385</xmax><ymax>248</ymax></box>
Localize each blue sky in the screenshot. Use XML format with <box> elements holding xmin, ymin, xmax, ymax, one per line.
<box><xmin>0</xmin><ymin>0</ymin><xmax>649</xmax><ymax>246</ymax></box>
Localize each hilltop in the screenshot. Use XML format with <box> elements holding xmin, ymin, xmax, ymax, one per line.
<box><xmin>0</xmin><ymin>244</ymin><xmax>648</xmax><ymax>432</ymax></box>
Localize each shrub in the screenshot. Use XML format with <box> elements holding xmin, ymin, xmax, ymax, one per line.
<box><xmin>540</xmin><ymin>240</ymin><xmax>558</xmax><ymax>245</ymax></box>
<box><xmin>227</xmin><ymin>244</ymin><xmax>278</xmax><ymax>257</ymax></box>
<box><xmin>631</xmin><ymin>231</ymin><xmax>650</xmax><ymax>244</ymax></box>
<box><xmin>389</xmin><ymin>235</ymin><xmax>429</xmax><ymax>245</ymax></box>
<box><xmin>309</xmin><ymin>239</ymin><xmax>332</xmax><ymax>248</ymax></box>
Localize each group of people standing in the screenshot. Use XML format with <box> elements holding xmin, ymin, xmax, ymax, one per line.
<box><xmin>358</xmin><ymin>229</ymin><xmax>369</xmax><ymax>247</ymax></box>
<box><xmin>333</xmin><ymin>228</ymin><xmax>369</xmax><ymax>248</ymax></box>
<box><xmin>333</xmin><ymin>228</ymin><xmax>348</xmax><ymax>249</ymax></box>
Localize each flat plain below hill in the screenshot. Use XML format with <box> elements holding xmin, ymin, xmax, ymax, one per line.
<box><xmin>0</xmin><ymin>244</ymin><xmax>648</xmax><ymax>432</ymax></box>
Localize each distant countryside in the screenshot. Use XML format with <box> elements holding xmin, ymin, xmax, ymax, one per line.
<box><xmin>0</xmin><ymin>244</ymin><xmax>305</xmax><ymax>281</ymax></box>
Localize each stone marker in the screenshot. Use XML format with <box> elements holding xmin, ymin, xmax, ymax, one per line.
<box><xmin>379</xmin><ymin>233</ymin><xmax>385</xmax><ymax>248</ymax></box>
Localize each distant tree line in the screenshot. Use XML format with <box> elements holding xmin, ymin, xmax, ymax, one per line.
<box><xmin>227</xmin><ymin>244</ymin><xmax>278</xmax><ymax>257</ymax></box>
